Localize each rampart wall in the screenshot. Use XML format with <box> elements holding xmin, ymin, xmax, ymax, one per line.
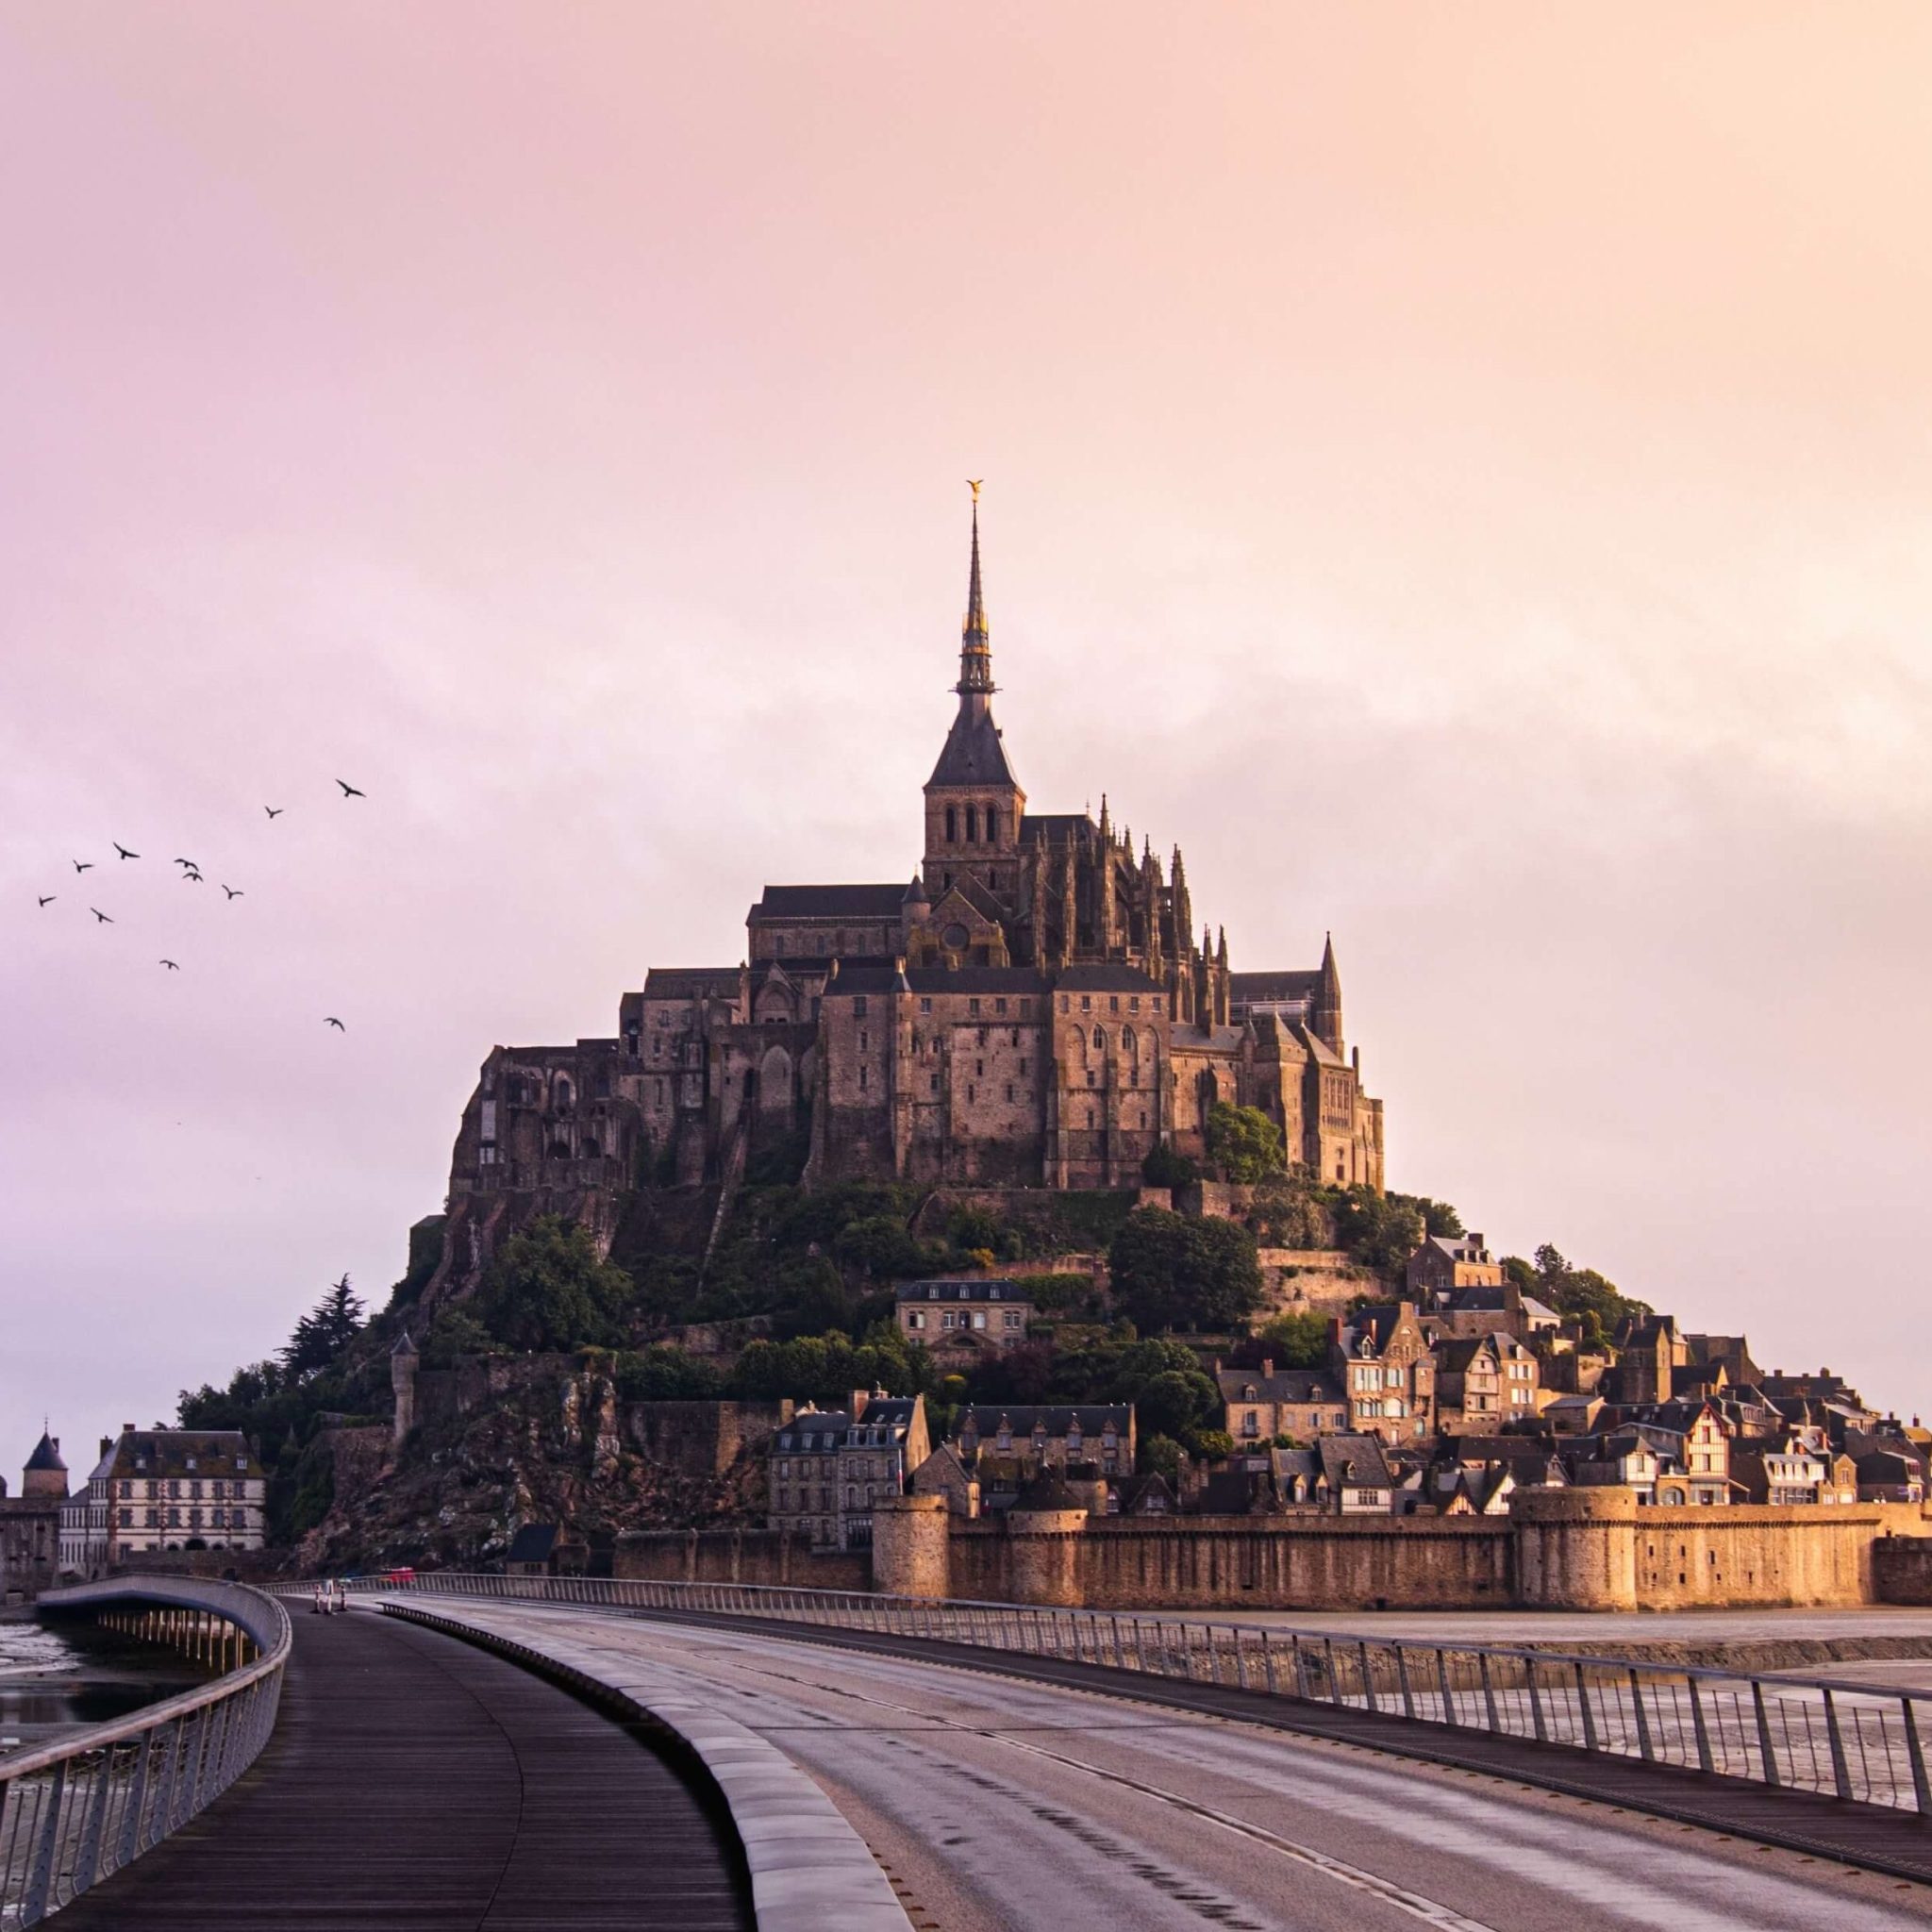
<box><xmin>874</xmin><ymin>1491</ymin><xmax>1932</xmax><ymax>1611</ymax></box>
<box><xmin>614</xmin><ymin>1526</ymin><xmax>868</xmax><ymax>1593</ymax></box>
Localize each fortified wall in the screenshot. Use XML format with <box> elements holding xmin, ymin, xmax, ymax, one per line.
<box><xmin>615</xmin><ymin>1525</ymin><xmax>868</xmax><ymax>1593</ymax></box>
<box><xmin>874</xmin><ymin>1490</ymin><xmax>1932</xmax><ymax>1612</ymax></box>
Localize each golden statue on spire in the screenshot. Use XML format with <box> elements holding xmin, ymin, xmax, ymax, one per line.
<box><xmin>967</xmin><ymin>478</ymin><xmax>983</xmax><ymax>501</ymax></box>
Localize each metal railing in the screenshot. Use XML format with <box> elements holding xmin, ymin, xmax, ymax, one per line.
<box><xmin>350</xmin><ymin>1571</ymin><xmax>1932</xmax><ymax>1818</ymax></box>
<box><xmin>1</xmin><ymin>1578</ymin><xmax>291</xmax><ymax>1927</ymax></box>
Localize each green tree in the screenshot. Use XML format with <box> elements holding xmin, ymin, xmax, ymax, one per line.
<box><xmin>472</xmin><ymin>1216</ymin><xmax>636</xmax><ymax>1351</ymax></box>
<box><xmin>1204</xmin><ymin>1103</ymin><xmax>1286</xmax><ymax>1183</ymax></box>
<box><xmin>1507</xmin><ymin>1241</ymin><xmax>1651</xmax><ymax>1346</ymax></box>
<box><xmin>1141</xmin><ymin>1142</ymin><xmax>1199</xmax><ymax>1190</ymax></box>
<box><xmin>1257</xmin><ymin>1307</ymin><xmax>1331</xmax><ymax>1369</ymax></box>
<box><xmin>1138</xmin><ymin>1433</ymin><xmax>1184</xmax><ymax>1481</ymax></box>
<box><xmin>280</xmin><ymin>1274</ymin><xmax>365</xmax><ymax>1380</ymax></box>
<box><xmin>614</xmin><ymin>1346</ymin><xmax>724</xmax><ymax>1402</ymax></box>
<box><xmin>1134</xmin><ymin>1368</ymin><xmax>1216</xmax><ymax>1440</ymax></box>
<box><xmin>1108</xmin><ymin>1208</ymin><xmax>1263</xmax><ymax>1333</ymax></box>
<box><xmin>1331</xmin><ymin>1188</ymin><xmax>1425</xmax><ymax>1276</ymax></box>
<box><xmin>1406</xmin><ymin>1195</ymin><xmax>1463</xmax><ymax>1238</ymax></box>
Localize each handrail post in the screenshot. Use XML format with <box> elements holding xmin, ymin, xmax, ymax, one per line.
<box><xmin>1479</xmin><ymin>1653</ymin><xmax>1500</xmax><ymax>1735</ymax></box>
<box><xmin>1688</xmin><ymin>1677</ymin><xmax>1712</xmax><ymax>1774</ymax></box>
<box><xmin>75</xmin><ymin>1745</ymin><xmax>115</xmax><ymax>1890</ymax></box>
<box><xmin>1438</xmin><ymin>1648</ymin><xmax>1455</xmax><ymax>1728</ymax></box>
<box><xmin>23</xmin><ymin>1759</ymin><xmax>68</xmax><ymax>1924</ymax></box>
<box><xmin>1575</xmin><ymin>1661</ymin><xmax>1598</xmax><ymax>1752</ymax></box>
<box><xmin>1525</xmin><ymin>1657</ymin><xmax>1547</xmax><ymax>1743</ymax></box>
<box><xmin>1396</xmin><ymin>1645</ymin><xmax>1416</xmax><ymax>1722</ymax></box>
<box><xmin>1752</xmin><ymin>1679</ymin><xmax>1782</xmax><ymax>1787</ymax></box>
<box><xmin>1823</xmin><ymin>1689</ymin><xmax>1855</xmax><ymax>1802</ymax></box>
<box><xmin>1629</xmin><ymin>1667</ymin><xmax>1655</xmax><ymax>1763</ymax></box>
<box><xmin>1360</xmin><ymin>1641</ymin><xmax>1378</xmax><ymax>1715</ymax></box>
<box><xmin>119</xmin><ymin>1727</ymin><xmax>155</xmax><ymax>1868</ymax></box>
<box><xmin>1904</xmin><ymin>1696</ymin><xmax>1932</xmax><ymax>1818</ymax></box>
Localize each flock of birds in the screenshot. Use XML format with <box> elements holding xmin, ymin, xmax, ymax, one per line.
<box><xmin>37</xmin><ymin>779</ymin><xmax>367</xmax><ymax>1029</ymax></box>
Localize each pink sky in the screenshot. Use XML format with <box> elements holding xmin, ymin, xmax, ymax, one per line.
<box><xmin>6</xmin><ymin>6</ymin><xmax>1931</xmax><ymax>1452</ymax></box>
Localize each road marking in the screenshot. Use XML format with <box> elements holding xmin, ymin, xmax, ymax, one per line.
<box><xmin>729</xmin><ymin>1649</ymin><xmax>1501</xmax><ymax>1931</ymax></box>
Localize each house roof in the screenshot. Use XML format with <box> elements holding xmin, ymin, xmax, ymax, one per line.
<box><xmin>1055</xmin><ymin>964</ymin><xmax>1167</xmax><ymax>993</ymax></box>
<box><xmin>959</xmin><ymin>1405</ymin><xmax>1131</xmax><ymax>1438</ymax></box>
<box><xmin>928</xmin><ymin>705</ymin><xmax>1019</xmax><ymax>789</ymax></box>
<box><xmin>1315</xmin><ymin>1434</ymin><xmax>1393</xmax><ymax>1489</ymax></box>
<box><xmin>107</xmin><ymin>1430</ymin><xmax>256</xmax><ymax>1481</ymax></box>
<box><xmin>752</xmin><ymin>884</ymin><xmax>912</xmax><ymax>921</ymax></box>
<box><xmin>1432</xmin><ymin>1337</ymin><xmax>1498</xmax><ymax>1373</ymax></box>
<box><xmin>506</xmin><ymin>1524</ymin><xmax>558</xmax><ymax>1564</ymax></box>
<box><xmin>25</xmin><ymin>1431</ymin><xmax>65</xmax><ymax>1474</ymax></box>
<box><xmin>1229</xmin><ymin>970</ymin><xmax>1321</xmax><ymax>1004</ymax></box>
<box><xmin>1215</xmin><ymin>1368</ymin><xmax>1340</xmax><ymax>1405</ymax></box>
<box><xmin>642</xmin><ymin>967</ymin><xmax>743</xmax><ymax>998</ymax></box>
<box><xmin>906</xmin><ymin>966</ymin><xmax>1051</xmax><ymax>995</ymax></box>
<box><xmin>897</xmin><ymin>1278</ymin><xmax>1034</xmax><ymax>1304</ymax></box>
<box><xmin>1019</xmin><ymin>812</ymin><xmax>1094</xmax><ymax>847</ymax></box>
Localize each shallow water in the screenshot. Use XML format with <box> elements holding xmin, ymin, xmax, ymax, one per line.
<box><xmin>0</xmin><ymin>1617</ymin><xmax>204</xmax><ymax>1753</ymax></box>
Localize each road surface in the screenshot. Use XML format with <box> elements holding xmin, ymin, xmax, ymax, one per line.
<box><xmin>433</xmin><ymin>1601</ymin><xmax>1932</xmax><ymax>1932</ymax></box>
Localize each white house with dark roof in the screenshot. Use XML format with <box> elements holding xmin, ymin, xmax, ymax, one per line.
<box><xmin>104</xmin><ymin>1426</ymin><xmax>265</xmax><ymax>1557</ymax></box>
<box><xmin>895</xmin><ymin>1277</ymin><xmax>1034</xmax><ymax>1353</ymax></box>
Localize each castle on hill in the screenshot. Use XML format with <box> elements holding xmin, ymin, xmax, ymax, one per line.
<box><xmin>440</xmin><ymin>493</ymin><xmax>1384</xmax><ymax>1247</ymax></box>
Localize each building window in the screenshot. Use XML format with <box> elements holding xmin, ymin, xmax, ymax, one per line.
<box><xmin>920</xmin><ymin>997</ymin><xmax>933</xmax><ymax>1014</ymax></box>
<box><xmin>859</xmin><ymin>1030</ymin><xmax>869</xmax><ymax>1050</ymax></box>
<box><xmin>1080</xmin><ymin>995</ymin><xmax>1091</xmax><ymax>1012</ymax></box>
<box><xmin>995</xmin><ymin>998</ymin><xmax>1008</xmax><ymax>1015</ymax></box>
<box><xmin>945</xmin><ymin>806</ymin><xmax>958</xmax><ymax>842</ymax></box>
<box><xmin>854</xmin><ymin>997</ymin><xmax>868</xmax><ymax>1018</ymax></box>
<box><xmin>1129</xmin><ymin>996</ymin><xmax>1140</xmax><ymax>1013</ymax></box>
<box><xmin>1109</xmin><ymin>995</ymin><xmax>1119</xmax><ymax>1013</ymax></box>
<box><xmin>1006</xmin><ymin>1083</ymin><xmax>1014</xmax><ymax>1101</ymax></box>
<box><xmin>1091</xmin><ymin>1027</ymin><xmax>1105</xmax><ymax>1050</ymax></box>
<box><xmin>931</xmin><ymin>1074</ymin><xmax>940</xmax><ymax>1093</ymax></box>
<box><xmin>1019</xmin><ymin>1058</ymin><xmax>1028</xmax><ymax>1075</ymax></box>
<box><xmin>858</xmin><ymin>1066</ymin><xmax>869</xmax><ymax>1090</ymax></box>
<box><xmin>969</xmin><ymin>998</ymin><xmax>981</xmax><ymax>1017</ymax></box>
<box><xmin>967</xmin><ymin>1084</ymin><xmax>975</xmax><ymax>1102</ymax></box>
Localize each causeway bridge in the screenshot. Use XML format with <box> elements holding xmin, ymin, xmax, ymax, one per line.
<box><xmin>8</xmin><ymin>1574</ymin><xmax>1932</xmax><ymax>1931</ymax></box>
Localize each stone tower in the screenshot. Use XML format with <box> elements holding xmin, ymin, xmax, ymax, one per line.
<box><xmin>391</xmin><ymin>1329</ymin><xmax>420</xmax><ymax>1447</ymax></box>
<box><xmin>22</xmin><ymin>1429</ymin><xmax>67</xmax><ymax>1500</ymax></box>
<box><xmin>922</xmin><ymin>487</ymin><xmax>1026</xmax><ymax>908</ymax></box>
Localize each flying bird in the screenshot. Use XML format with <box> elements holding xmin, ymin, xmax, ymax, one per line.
<box><xmin>113</xmin><ymin>843</ymin><xmax>139</xmax><ymax>860</ymax></box>
<box><xmin>264</xmin><ymin>807</ymin><xmax>284</xmax><ymax>819</ymax></box>
<box><xmin>90</xmin><ymin>908</ymin><xmax>113</xmax><ymax>924</ymax></box>
<box><xmin>336</xmin><ymin>780</ymin><xmax>365</xmax><ymax>798</ymax></box>
<box><xmin>72</xmin><ymin>859</ymin><xmax>93</xmax><ymax>874</ymax></box>
<box><xmin>182</xmin><ymin>868</ymin><xmax>204</xmax><ymax>883</ymax></box>
<box><xmin>221</xmin><ymin>884</ymin><xmax>243</xmax><ymax>900</ymax></box>
<box><xmin>160</xmin><ymin>959</ymin><xmax>179</xmax><ymax>971</ymax></box>
<box><xmin>173</xmin><ymin>858</ymin><xmax>196</xmax><ymax>868</ymax></box>
<box><xmin>37</xmin><ymin>895</ymin><xmax>55</xmax><ymax>908</ymax></box>
<box><xmin>325</xmin><ymin>1016</ymin><xmax>346</xmax><ymax>1030</ymax></box>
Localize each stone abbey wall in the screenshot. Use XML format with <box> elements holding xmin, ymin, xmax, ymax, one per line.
<box><xmin>614</xmin><ymin>1526</ymin><xmax>868</xmax><ymax>1593</ymax></box>
<box><xmin>873</xmin><ymin>1489</ymin><xmax>1932</xmax><ymax>1612</ymax></box>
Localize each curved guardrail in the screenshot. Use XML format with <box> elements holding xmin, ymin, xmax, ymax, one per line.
<box><xmin>1</xmin><ymin>1578</ymin><xmax>291</xmax><ymax>1927</ymax></box>
<box><xmin>346</xmin><ymin>1570</ymin><xmax>1932</xmax><ymax>1818</ymax></box>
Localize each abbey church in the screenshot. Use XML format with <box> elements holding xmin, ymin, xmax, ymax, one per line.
<box><xmin>442</xmin><ymin>497</ymin><xmax>1385</xmax><ymax>1233</ymax></box>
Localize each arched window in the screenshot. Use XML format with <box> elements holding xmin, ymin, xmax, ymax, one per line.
<box><xmin>554</xmin><ymin>1075</ymin><xmax>574</xmax><ymax>1113</ymax></box>
<box><xmin>966</xmin><ymin>804</ymin><xmax>978</xmax><ymax>842</ymax></box>
<box><xmin>1091</xmin><ymin>1027</ymin><xmax>1105</xmax><ymax>1051</ymax></box>
<box><xmin>986</xmin><ymin>806</ymin><xmax>1000</xmax><ymax>844</ymax></box>
<box><xmin>945</xmin><ymin>805</ymin><xmax>958</xmax><ymax>842</ymax></box>
<box><xmin>1123</xmin><ymin>1026</ymin><xmax>1136</xmax><ymax>1054</ymax></box>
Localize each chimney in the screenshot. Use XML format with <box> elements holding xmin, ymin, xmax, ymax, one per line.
<box><xmin>1261</xmin><ymin>1359</ymin><xmax>1274</xmax><ymax>1380</ymax></box>
<box><xmin>122</xmin><ymin>1423</ymin><xmax>135</xmax><ymax>1436</ymax></box>
<box><xmin>850</xmin><ymin>1389</ymin><xmax>870</xmax><ymax>1423</ymax></box>
<box><xmin>100</xmin><ymin>1438</ymin><xmax>112</xmax><ymax>1460</ymax></box>
<box><xmin>1328</xmin><ymin>1316</ymin><xmax>1345</xmax><ymax>1348</ymax></box>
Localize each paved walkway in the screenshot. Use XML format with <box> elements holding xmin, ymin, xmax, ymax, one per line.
<box><xmin>54</xmin><ymin>1607</ymin><xmax>753</xmax><ymax>1931</ymax></box>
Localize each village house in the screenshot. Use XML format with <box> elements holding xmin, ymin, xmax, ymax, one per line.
<box><xmin>58</xmin><ymin>1439</ymin><xmax>116</xmax><ymax>1580</ymax></box>
<box><xmin>1331</xmin><ymin>1303</ymin><xmax>1435</xmax><ymax>1444</ymax></box>
<box><xmin>1728</xmin><ymin>1438</ymin><xmax>1829</xmax><ymax>1507</ymax></box>
<box><xmin>1214</xmin><ymin>1361</ymin><xmax>1350</xmax><ymax>1445</ymax></box>
<box><xmin>1429</xmin><ymin>1334</ymin><xmax>1541</xmax><ymax>1432</ymax></box>
<box><xmin>768</xmin><ymin>1391</ymin><xmax>929</xmax><ymax>1552</ymax></box>
<box><xmin>894</xmin><ymin>1278</ymin><xmax>1035</xmax><ymax>1354</ymax></box>
<box><xmin>952</xmin><ymin>1405</ymin><xmax>1135</xmax><ymax>1511</ymax></box>
<box><xmin>1404</xmin><ymin>1231</ymin><xmax>1504</xmax><ymax>1297</ymax></box>
<box><xmin>104</xmin><ymin>1427</ymin><xmax>265</xmax><ymax>1557</ymax></box>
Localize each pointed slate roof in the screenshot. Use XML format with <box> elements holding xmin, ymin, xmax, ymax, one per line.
<box><xmin>25</xmin><ymin>1430</ymin><xmax>65</xmax><ymax>1473</ymax></box>
<box><xmin>927</xmin><ymin>706</ymin><xmax>1019</xmax><ymax>788</ymax></box>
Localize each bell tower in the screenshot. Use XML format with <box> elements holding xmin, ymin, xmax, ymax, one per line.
<box><xmin>923</xmin><ymin>483</ymin><xmax>1025</xmax><ymax>908</ymax></box>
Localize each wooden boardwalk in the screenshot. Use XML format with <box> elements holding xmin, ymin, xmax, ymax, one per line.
<box><xmin>53</xmin><ymin>1607</ymin><xmax>753</xmax><ymax>1931</ymax></box>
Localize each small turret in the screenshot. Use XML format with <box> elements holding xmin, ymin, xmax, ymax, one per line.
<box><xmin>391</xmin><ymin>1329</ymin><xmax>420</xmax><ymax>1448</ymax></box>
<box><xmin>1311</xmin><ymin>931</ymin><xmax>1344</xmax><ymax>1055</ymax></box>
<box><xmin>23</xmin><ymin>1429</ymin><xmax>67</xmax><ymax>1501</ymax></box>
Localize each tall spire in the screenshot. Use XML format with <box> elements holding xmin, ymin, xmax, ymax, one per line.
<box><xmin>958</xmin><ymin>480</ymin><xmax>993</xmax><ymax>695</ymax></box>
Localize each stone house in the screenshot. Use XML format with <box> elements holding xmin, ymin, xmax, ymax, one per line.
<box><xmin>955</xmin><ymin>1405</ymin><xmax>1135</xmax><ymax>1483</ymax></box>
<box><xmin>1430</xmin><ymin>1332</ymin><xmax>1541</xmax><ymax>1432</ymax></box>
<box><xmin>1214</xmin><ymin>1361</ymin><xmax>1350</xmax><ymax>1446</ymax></box>
<box><xmin>0</xmin><ymin>1432</ymin><xmax>67</xmax><ymax>1602</ymax></box>
<box><xmin>768</xmin><ymin>1391</ymin><xmax>930</xmax><ymax>1552</ymax></box>
<box><xmin>1418</xmin><ymin>1280</ymin><xmax>1561</xmax><ymax>1343</ymax></box>
<box><xmin>895</xmin><ymin>1278</ymin><xmax>1035</xmax><ymax>1355</ymax></box>
<box><xmin>1728</xmin><ymin>1439</ymin><xmax>1828</xmax><ymax>1507</ymax></box>
<box><xmin>104</xmin><ymin>1427</ymin><xmax>265</xmax><ymax>1557</ymax></box>
<box><xmin>1563</xmin><ymin>1428</ymin><xmax>1663</xmax><ymax>1499</ymax></box>
<box><xmin>1314</xmin><ymin>1434</ymin><xmax>1396</xmax><ymax>1513</ymax></box>
<box><xmin>1404</xmin><ymin>1231</ymin><xmax>1504</xmax><ymax>1297</ymax></box>
<box><xmin>1330</xmin><ymin>1304</ymin><xmax>1435</xmax><ymax>1444</ymax></box>
<box><xmin>58</xmin><ymin>1440</ymin><xmax>116</xmax><ymax>1581</ymax></box>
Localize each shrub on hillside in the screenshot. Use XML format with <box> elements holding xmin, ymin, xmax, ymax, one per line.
<box><xmin>1108</xmin><ymin>1208</ymin><xmax>1263</xmax><ymax>1333</ymax></box>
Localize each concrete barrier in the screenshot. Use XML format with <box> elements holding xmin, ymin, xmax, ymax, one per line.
<box><xmin>375</xmin><ymin>1597</ymin><xmax>911</xmax><ymax>1932</ymax></box>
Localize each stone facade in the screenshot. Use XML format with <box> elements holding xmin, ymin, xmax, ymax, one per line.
<box><xmin>432</xmin><ymin>496</ymin><xmax>1385</xmax><ymax>1288</ymax></box>
<box><xmin>101</xmin><ymin>1426</ymin><xmax>266</xmax><ymax>1557</ymax></box>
